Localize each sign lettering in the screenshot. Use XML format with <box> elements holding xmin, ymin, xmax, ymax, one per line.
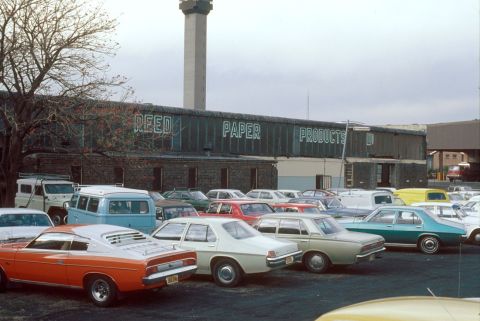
<box><xmin>134</xmin><ymin>114</ymin><xmax>172</xmax><ymax>134</ymax></box>
<box><xmin>222</xmin><ymin>121</ymin><xmax>260</xmax><ymax>140</ymax></box>
<box><xmin>299</xmin><ymin>127</ymin><xmax>345</xmax><ymax>144</ymax></box>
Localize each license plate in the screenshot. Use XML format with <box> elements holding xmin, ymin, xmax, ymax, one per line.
<box><xmin>369</xmin><ymin>254</ymin><xmax>376</xmax><ymax>262</ymax></box>
<box><xmin>286</xmin><ymin>256</ymin><xmax>294</xmax><ymax>264</ymax></box>
<box><xmin>166</xmin><ymin>275</ymin><xmax>178</xmax><ymax>285</ymax></box>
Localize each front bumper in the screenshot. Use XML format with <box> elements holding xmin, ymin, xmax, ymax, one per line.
<box><xmin>142</xmin><ymin>265</ymin><xmax>198</xmax><ymax>286</ymax></box>
<box><xmin>355</xmin><ymin>247</ymin><xmax>386</xmax><ymax>263</ymax></box>
<box><xmin>266</xmin><ymin>250</ymin><xmax>303</xmax><ymax>269</ymax></box>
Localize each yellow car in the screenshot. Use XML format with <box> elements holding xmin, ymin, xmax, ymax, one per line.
<box><xmin>316</xmin><ymin>296</ymin><xmax>480</xmax><ymax>321</ymax></box>
<box><xmin>393</xmin><ymin>188</ymin><xmax>449</xmax><ymax>205</ymax></box>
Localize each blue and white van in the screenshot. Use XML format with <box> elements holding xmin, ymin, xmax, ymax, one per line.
<box><xmin>67</xmin><ymin>186</ymin><xmax>156</xmax><ymax>233</ymax></box>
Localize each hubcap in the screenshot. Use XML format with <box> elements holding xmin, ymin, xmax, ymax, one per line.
<box><xmin>218</xmin><ymin>265</ymin><xmax>235</xmax><ymax>283</ymax></box>
<box><xmin>52</xmin><ymin>215</ymin><xmax>62</xmax><ymax>226</ymax></box>
<box><xmin>309</xmin><ymin>255</ymin><xmax>325</xmax><ymax>270</ymax></box>
<box><xmin>423</xmin><ymin>239</ymin><xmax>437</xmax><ymax>251</ymax></box>
<box><xmin>91</xmin><ymin>280</ymin><xmax>110</xmax><ymax>302</ymax></box>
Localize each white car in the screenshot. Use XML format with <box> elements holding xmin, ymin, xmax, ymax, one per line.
<box><xmin>246</xmin><ymin>189</ymin><xmax>290</xmax><ymax>204</ymax></box>
<box><xmin>205</xmin><ymin>189</ymin><xmax>251</xmax><ymax>200</ymax></box>
<box><xmin>412</xmin><ymin>202</ymin><xmax>480</xmax><ymax>244</ymax></box>
<box><xmin>0</xmin><ymin>208</ymin><xmax>54</xmax><ymax>242</ymax></box>
<box><xmin>151</xmin><ymin>216</ymin><xmax>302</xmax><ymax>287</ymax></box>
<box><xmin>278</xmin><ymin>190</ymin><xmax>303</xmax><ymax>199</ymax></box>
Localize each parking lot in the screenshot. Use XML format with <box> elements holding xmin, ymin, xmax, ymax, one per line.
<box><xmin>0</xmin><ymin>244</ymin><xmax>479</xmax><ymax>321</ymax></box>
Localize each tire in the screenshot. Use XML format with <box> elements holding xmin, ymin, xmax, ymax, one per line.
<box><xmin>469</xmin><ymin>231</ymin><xmax>480</xmax><ymax>245</ymax></box>
<box><xmin>304</xmin><ymin>252</ymin><xmax>330</xmax><ymax>273</ymax></box>
<box><xmin>50</xmin><ymin>210</ymin><xmax>65</xmax><ymax>226</ymax></box>
<box><xmin>0</xmin><ymin>269</ymin><xmax>7</xmax><ymax>293</ymax></box>
<box><xmin>418</xmin><ymin>236</ymin><xmax>441</xmax><ymax>254</ymax></box>
<box><xmin>86</xmin><ymin>276</ymin><xmax>118</xmax><ymax>307</ymax></box>
<box><xmin>212</xmin><ymin>259</ymin><xmax>243</xmax><ymax>287</ymax></box>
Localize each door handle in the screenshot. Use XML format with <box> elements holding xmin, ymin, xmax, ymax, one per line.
<box><xmin>386</xmin><ymin>225</ymin><xmax>392</xmax><ymax>227</ymax></box>
<box><xmin>416</xmin><ymin>226</ymin><xmax>422</xmax><ymax>228</ymax></box>
<box><xmin>299</xmin><ymin>240</ymin><xmax>309</xmax><ymax>243</ymax></box>
<box><xmin>57</xmin><ymin>260</ymin><xmax>64</xmax><ymax>265</ymax></box>
<box><xmin>208</xmin><ymin>244</ymin><xmax>216</xmax><ymax>247</ymax></box>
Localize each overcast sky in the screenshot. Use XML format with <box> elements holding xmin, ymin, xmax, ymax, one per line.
<box><xmin>103</xmin><ymin>0</ymin><xmax>479</xmax><ymax>125</ymax></box>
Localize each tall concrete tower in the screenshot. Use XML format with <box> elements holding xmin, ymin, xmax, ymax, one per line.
<box><xmin>180</xmin><ymin>0</ymin><xmax>212</xmax><ymax>110</ymax></box>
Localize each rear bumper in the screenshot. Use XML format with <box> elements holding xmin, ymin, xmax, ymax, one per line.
<box><xmin>266</xmin><ymin>250</ymin><xmax>303</xmax><ymax>269</ymax></box>
<box><xmin>355</xmin><ymin>247</ymin><xmax>386</xmax><ymax>263</ymax></box>
<box><xmin>142</xmin><ymin>265</ymin><xmax>197</xmax><ymax>286</ymax></box>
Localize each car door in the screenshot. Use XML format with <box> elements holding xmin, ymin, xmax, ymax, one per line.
<box><xmin>277</xmin><ymin>219</ymin><xmax>310</xmax><ymax>251</ymax></box>
<box><xmin>393</xmin><ymin>210</ymin><xmax>423</xmax><ymax>244</ymax></box>
<box><xmin>361</xmin><ymin>209</ymin><xmax>396</xmax><ymax>241</ymax></box>
<box><xmin>179</xmin><ymin>223</ymin><xmax>218</xmax><ymax>274</ymax></box>
<box><xmin>14</xmin><ymin>232</ymin><xmax>72</xmax><ymax>285</ymax></box>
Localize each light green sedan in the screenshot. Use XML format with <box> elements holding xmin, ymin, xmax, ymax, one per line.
<box><xmin>253</xmin><ymin>213</ymin><xmax>385</xmax><ymax>273</ymax></box>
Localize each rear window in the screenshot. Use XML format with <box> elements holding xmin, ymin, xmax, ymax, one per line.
<box><xmin>240</xmin><ymin>203</ymin><xmax>275</xmax><ymax>215</ymax></box>
<box><xmin>44</xmin><ymin>184</ymin><xmax>74</xmax><ymax>194</ymax></box>
<box><xmin>427</xmin><ymin>193</ymin><xmax>447</xmax><ymax>201</ymax></box>
<box><xmin>222</xmin><ymin>221</ymin><xmax>259</xmax><ymax>239</ymax></box>
<box><xmin>374</xmin><ymin>195</ymin><xmax>393</xmax><ymax>205</ymax></box>
<box><xmin>109</xmin><ymin>200</ymin><xmax>150</xmax><ymax>214</ymax></box>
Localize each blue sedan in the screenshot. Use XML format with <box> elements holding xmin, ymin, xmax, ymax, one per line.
<box><xmin>340</xmin><ymin>206</ymin><xmax>466</xmax><ymax>254</ymax></box>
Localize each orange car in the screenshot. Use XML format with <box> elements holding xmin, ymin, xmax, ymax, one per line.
<box><xmin>0</xmin><ymin>224</ymin><xmax>197</xmax><ymax>307</ymax></box>
<box><xmin>199</xmin><ymin>200</ymin><xmax>276</xmax><ymax>224</ymax></box>
<box><xmin>271</xmin><ymin>203</ymin><xmax>323</xmax><ymax>214</ymax></box>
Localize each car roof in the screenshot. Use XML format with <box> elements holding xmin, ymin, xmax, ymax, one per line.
<box><xmin>272</xmin><ymin>203</ymin><xmax>317</xmax><ymax>208</ymax></box>
<box><xmin>395</xmin><ymin>188</ymin><xmax>446</xmax><ymax>193</ymax></box>
<box><xmin>262</xmin><ymin>213</ymin><xmax>330</xmax><ymax>220</ymax></box>
<box><xmin>166</xmin><ymin>216</ymin><xmax>242</xmax><ymax>224</ymax></box>
<box><xmin>208</xmin><ymin>189</ymin><xmax>243</xmax><ymax>192</ymax></box>
<box><xmin>411</xmin><ymin>202</ymin><xmax>456</xmax><ymax>207</ymax></box>
<box><xmin>0</xmin><ymin>208</ymin><xmax>48</xmax><ymax>215</ymax></box>
<box><xmin>17</xmin><ymin>178</ymin><xmax>72</xmax><ymax>184</ymax></box>
<box><xmin>210</xmin><ymin>200</ymin><xmax>267</xmax><ymax>205</ymax></box>
<box><xmin>339</xmin><ymin>190</ymin><xmax>391</xmax><ymax>196</ymax></box>
<box><xmin>42</xmin><ymin>224</ymin><xmax>137</xmax><ymax>238</ymax></box>
<box><xmin>77</xmin><ymin>186</ymin><xmax>149</xmax><ymax>197</ymax></box>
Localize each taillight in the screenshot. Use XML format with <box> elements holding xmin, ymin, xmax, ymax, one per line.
<box><xmin>267</xmin><ymin>250</ymin><xmax>276</xmax><ymax>258</ymax></box>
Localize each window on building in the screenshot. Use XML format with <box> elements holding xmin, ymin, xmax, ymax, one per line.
<box><xmin>316</xmin><ymin>175</ymin><xmax>332</xmax><ymax>189</ymax></box>
<box><xmin>366</xmin><ymin>133</ymin><xmax>374</xmax><ymax>146</ymax></box>
<box><xmin>220</xmin><ymin>168</ymin><xmax>229</xmax><ymax>189</ymax></box>
<box><xmin>71</xmin><ymin>165</ymin><xmax>82</xmax><ymax>184</ymax></box>
<box><xmin>445</xmin><ymin>154</ymin><xmax>450</xmax><ymax>159</ymax></box>
<box><xmin>250</xmin><ymin>168</ymin><xmax>258</xmax><ymax>189</ymax></box>
<box><xmin>452</xmin><ymin>154</ymin><xmax>457</xmax><ymax>159</ymax></box>
<box><xmin>188</xmin><ymin>167</ymin><xmax>197</xmax><ymax>188</ymax></box>
<box><xmin>114</xmin><ymin>167</ymin><xmax>124</xmax><ymax>185</ymax></box>
<box><xmin>153</xmin><ymin>167</ymin><xmax>163</xmax><ymax>191</ymax></box>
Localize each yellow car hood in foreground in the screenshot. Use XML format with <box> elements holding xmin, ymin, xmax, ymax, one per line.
<box><xmin>316</xmin><ymin>296</ymin><xmax>480</xmax><ymax>321</ymax></box>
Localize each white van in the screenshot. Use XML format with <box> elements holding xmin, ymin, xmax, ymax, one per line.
<box><xmin>337</xmin><ymin>190</ymin><xmax>393</xmax><ymax>210</ymax></box>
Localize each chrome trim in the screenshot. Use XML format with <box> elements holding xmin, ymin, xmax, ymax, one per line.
<box><xmin>142</xmin><ymin>265</ymin><xmax>197</xmax><ymax>285</ymax></box>
<box><xmin>266</xmin><ymin>250</ymin><xmax>303</xmax><ymax>268</ymax></box>
<box><xmin>13</xmin><ymin>260</ymin><xmax>138</xmax><ymax>271</ymax></box>
<box><xmin>9</xmin><ymin>278</ymin><xmax>82</xmax><ymax>289</ymax></box>
<box><xmin>355</xmin><ymin>247</ymin><xmax>386</xmax><ymax>262</ymax></box>
<box><xmin>384</xmin><ymin>243</ymin><xmax>417</xmax><ymax>248</ymax></box>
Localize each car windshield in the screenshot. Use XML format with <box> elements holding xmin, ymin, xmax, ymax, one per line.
<box><xmin>0</xmin><ymin>213</ymin><xmax>52</xmax><ymax>227</ymax></box>
<box><xmin>274</xmin><ymin>191</ymin><xmax>286</xmax><ymax>198</ymax></box>
<box><xmin>233</xmin><ymin>191</ymin><xmax>248</xmax><ymax>198</ymax></box>
<box><xmin>149</xmin><ymin>191</ymin><xmax>165</xmax><ymax>201</ymax></box>
<box><xmin>240</xmin><ymin>203</ymin><xmax>275</xmax><ymax>215</ymax></box>
<box><xmin>44</xmin><ymin>184</ymin><xmax>74</xmax><ymax>194</ymax></box>
<box><xmin>312</xmin><ymin>217</ymin><xmax>345</xmax><ymax>234</ymax></box>
<box><xmin>162</xmin><ymin>207</ymin><xmax>198</xmax><ymax>220</ymax></box>
<box><xmin>320</xmin><ymin>197</ymin><xmax>344</xmax><ymax>209</ymax></box>
<box><xmin>303</xmin><ymin>207</ymin><xmax>322</xmax><ymax>214</ymax></box>
<box><xmin>222</xmin><ymin>221</ymin><xmax>259</xmax><ymax>239</ymax></box>
<box><xmin>190</xmin><ymin>191</ymin><xmax>208</xmax><ymax>200</ymax></box>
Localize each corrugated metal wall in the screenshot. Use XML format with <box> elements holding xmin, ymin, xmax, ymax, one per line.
<box><xmin>125</xmin><ymin>104</ymin><xmax>426</xmax><ymax>160</ymax></box>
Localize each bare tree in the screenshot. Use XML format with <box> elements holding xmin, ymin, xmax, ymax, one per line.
<box><xmin>0</xmin><ymin>0</ymin><xmax>128</xmax><ymax>206</ymax></box>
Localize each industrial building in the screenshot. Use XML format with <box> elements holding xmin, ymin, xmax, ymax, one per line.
<box><xmin>19</xmin><ymin>102</ymin><xmax>427</xmax><ymax>192</ymax></box>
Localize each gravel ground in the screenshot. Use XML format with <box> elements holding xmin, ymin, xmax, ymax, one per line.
<box><xmin>0</xmin><ymin>245</ymin><xmax>479</xmax><ymax>321</ymax></box>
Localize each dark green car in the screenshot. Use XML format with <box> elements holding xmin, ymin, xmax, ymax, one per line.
<box><xmin>162</xmin><ymin>189</ymin><xmax>210</xmax><ymax>211</ymax></box>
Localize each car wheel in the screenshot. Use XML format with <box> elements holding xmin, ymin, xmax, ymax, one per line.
<box><xmin>419</xmin><ymin>236</ymin><xmax>440</xmax><ymax>254</ymax></box>
<box><xmin>87</xmin><ymin>276</ymin><xmax>117</xmax><ymax>307</ymax></box>
<box><xmin>212</xmin><ymin>259</ymin><xmax>242</xmax><ymax>287</ymax></box>
<box><xmin>469</xmin><ymin>230</ymin><xmax>480</xmax><ymax>245</ymax></box>
<box><xmin>304</xmin><ymin>252</ymin><xmax>330</xmax><ymax>273</ymax></box>
<box><xmin>50</xmin><ymin>210</ymin><xmax>65</xmax><ymax>226</ymax></box>
<box><xmin>0</xmin><ymin>269</ymin><xmax>7</xmax><ymax>292</ymax></box>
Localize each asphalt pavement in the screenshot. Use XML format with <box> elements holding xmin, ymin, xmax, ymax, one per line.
<box><xmin>1</xmin><ymin>245</ymin><xmax>479</xmax><ymax>321</ymax></box>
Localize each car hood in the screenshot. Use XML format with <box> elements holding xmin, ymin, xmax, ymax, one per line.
<box><xmin>322</xmin><ymin>231</ymin><xmax>384</xmax><ymax>244</ymax></box>
<box><xmin>240</xmin><ymin>235</ymin><xmax>299</xmax><ymax>257</ymax></box>
<box><xmin>0</xmin><ymin>226</ymin><xmax>49</xmax><ymax>242</ymax></box>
